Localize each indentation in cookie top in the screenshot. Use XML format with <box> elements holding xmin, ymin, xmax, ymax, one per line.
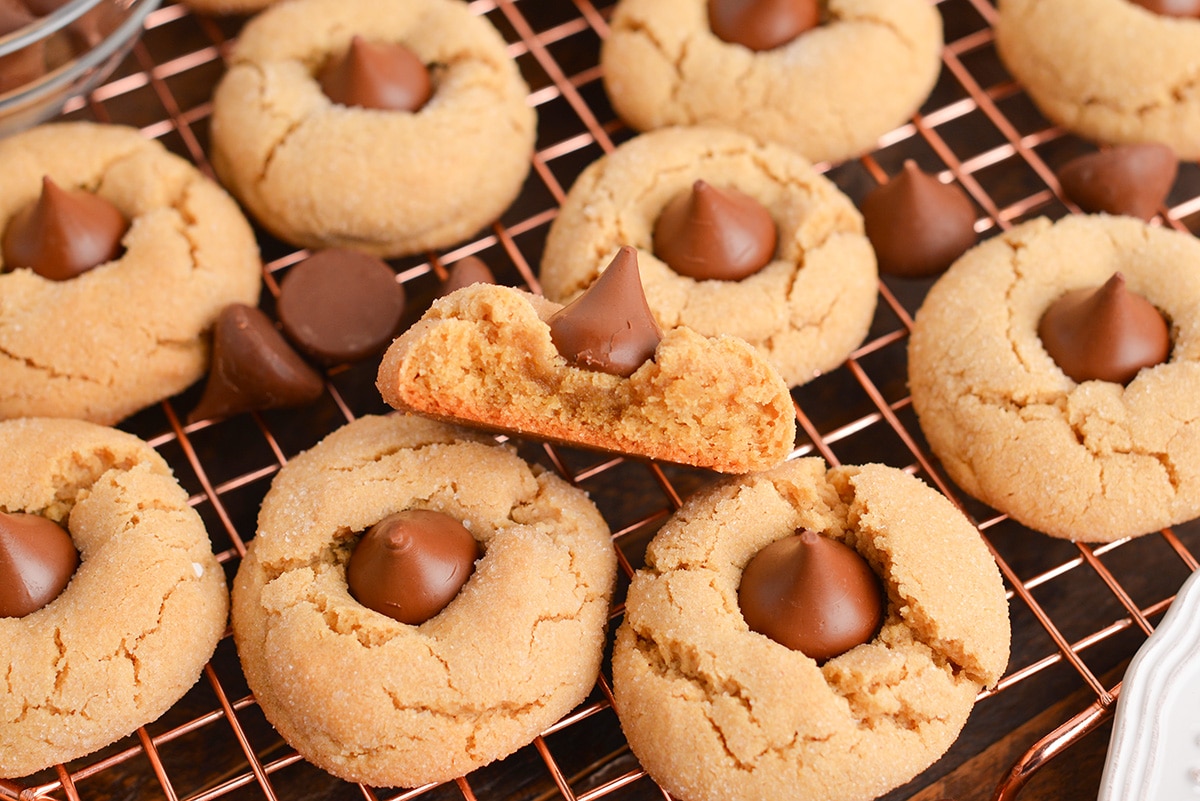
<box><xmin>707</xmin><ymin>0</ymin><xmax>820</xmax><ymax>51</ymax></box>
<box><xmin>737</xmin><ymin>528</ymin><xmax>884</xmax><ymax>663</ymax></box>
<box><xmin>0</xmin><ymin>511</ymin><xmax>79</xmax><ymax>618</ymax></box>
<box><xmin>277</xmin><ymin>248</ymin><xmax>407</xmax><ymax>365</ymax></box>
<box><xmin>1128</xmin><ymin>0</ymin><xmax>1200</xmax><ymax>17</ymax></box>
<box><xmin>1037</xmin><ymin>272</ymin><xmax>1171</xmax><ymax>385</ymax></box>
<box><xmin>548</xmin><ymin>245</ymin><xmax>663</xmax><ymax>377</ymax></box>
<box><xmin>317</xmin><ymin>35</ymin><xmax>433</xmax><ymax>112</ymax></box>
<box><xmin>1056</xmin><ymin>143</ymin><xmax>1179</xmax><ymax>222</ymax></box>
<box><xmin>652</xmin><ymin>179</ymin><xmax>777</xmax><ymax>281</ymax></box>
<box><xmin>861</xmin><ymin>160</ymin><xmax>977</xmax><ymax>279</ymax></box>
<box><xmin>438</xmin><ymin>255</ymin><xmax>496</xmax><ymax>298</ymax></box>
<box><xmin>346</xmin><ymin>509</ymin><xmax>481</xmax><ymax>625</ymax></box>
<box><xmin>1</xmin><ymin>176</ymin><xmax>129</xmax><ymax>281</ymax></box>
<box><xmin>189</xmin><ymin>304</ymin><xmax>325</xmax><ymax>422</ymax></box>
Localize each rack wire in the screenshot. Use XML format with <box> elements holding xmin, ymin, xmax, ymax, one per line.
<box><xmin>3</xmin><ymin>1</ymin><xmax>1200</xmax><ymax>799</ymax></box>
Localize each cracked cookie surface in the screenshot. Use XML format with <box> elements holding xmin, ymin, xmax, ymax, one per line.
<box><xmin>230</xmin><ymin>415</ymin><xmax>617</xmax><ymax>787</ymax></box>
<box><xmin>996</xmin><ymin>0</ymin><xmax>1200</xmax><ymax>160</ymax></box>
<box><xmin>0</xmin><ymin>123</ymin><xmax>262</xmax><ymax>425</ymax></box>
<box><xmin>612</xmin><ymin>458</ymin><xmax>1009</xmax><ymax>801</ymax></box>
<box><xmin>909</xmin><ymin>215</ymin><xmax>1200</xmax><ymax>541</ymax></box>
<box><xmin>0</xmin><ymin>417</ymin><xmax>228</xmax><ymax>779</ymax></box>
<box><xmin>375</xmin><ymin>282</ymin><xmax>798</xmax><ymax>474</ymax></box>
<box><xmin>209</xmin><ymin>0</ymin><xmax>535</xmax><ymax>257</ymax></box>
<box><xmin>541</xmin><ymin>127</ymin><xmax>878</xmax><ymax>388</ymax></box>
<box><xmin>600</xmin><ymin>0</ymin><xmax>942</xmax><ymax>164</ymax></box>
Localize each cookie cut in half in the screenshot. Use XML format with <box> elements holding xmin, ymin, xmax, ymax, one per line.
<box><xmin>375</xmin><ymin>275</ymin><xmax>797</xmax><ymax>474</ymax></box>
<box><xmin>612</xmin><ymin>458</ymin><xmax>1010</xmax><ymax>801</ymax></box>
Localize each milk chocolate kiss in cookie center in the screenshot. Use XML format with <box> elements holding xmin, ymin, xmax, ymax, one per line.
<box><xmin>317</xmin><ymin>35</ymin><xmax>433</xmax><ymax>112</ymax></box>
<box><xmin>1128</xmin><ymin>0</ymin><xmax>1200</xmax><ymax>17</ymax></box>
<box><xmin>653</xmin><ymin>180</ymin><xmax>778</xmax><ymax>281</ymax></box>
<box><xmin>708</xmin><ymin>0</ymin><xmax>821</xmax><ymax>51</ymax></box>
<box><xmin>0</xmin><ymin>511</ymin><xmax>79</xmax><ymax>619</ymax></box>
<box><xmin>1038</xmin><ymin>273</ymin><xmax>1171</xmax><ymax>385</ymax></box>
<box><xmin>1</xmin><ymin>176</ymin><xmax>129</xmax><ymax>281</ymax></box>
<box><xmin>347</xmin><ymin>510</ymin><xmax>480</xmax><ymax>625</ymax></box>
<box><xmin>738</xmin><ymin>529</ymin><xmax>884</xmax><ymax>663</ymax></box>
<box><xmin>548</xmin><ymin>246</ymin><xmax>663</xmax><ymax>377</ymax></box>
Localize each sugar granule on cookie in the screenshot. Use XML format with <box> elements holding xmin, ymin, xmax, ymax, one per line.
<box><xmin>612</xmin><ymin>458</ymin><xmax>1010</xmax><ymax>801</ymax></box>
<box><xmin>0</xmin><ymin>417</ymin><xmax>228</xmax><ymax>779</ymax></box>
<box><xmin>231</xmin><ymin>414</ymin><xmax>617</xmax><ymax>787</ymax></box>
<box><xmin>376</xmin><ymin>248</ymin><xmax>797</xmax><ymax>474</ymax></box>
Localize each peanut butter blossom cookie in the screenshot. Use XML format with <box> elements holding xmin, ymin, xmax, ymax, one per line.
<box><xmin>600</xmin><ymin>0</ymin><xmax>943</xmax><ymax>164</ymax></box>
<box><xmin>0</xmin><ymin>122</ymin><xmax>261</xmax><ymax>424</ymax></box>
<box><xmin>0</xmin><ymin>418</ymin><xmax>228</xmax><ymax>778</ymax></box>
<box><xmin>377</xmin><ymin>249</ymin><xmax>797</xmax><ymax>474</ymax></box>
<box><xmin>541</xmin><ymin>126</ymin><xmax>878</xmax><ymax>388</ymax></box>
<box><xmin>209</xmin><ymin>0</ymin><xmax>536</xmax><ymax>257</ymax></box>
<box><xmin>231</xmin><ymin>415</ymin><xmax>617</xmax><ymax>787</ymax></box>
<box><xmin>996</xmin><ymin>0</ymin><xmax>1200</xmax><ymax>160</ymax></box>
<box><xmin>909</xmin><ymin>214</ymin><xmax>1200</xmax><ymax>541</ymax></box>
<box><xmin>612</xmin><ymin>459</ymin><xmax>1010</xmax><ymax>801</ymax></box>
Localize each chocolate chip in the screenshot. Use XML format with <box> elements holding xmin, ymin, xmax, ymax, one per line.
<box><xmin>317</xmin><ymin>35</ymin><xmax>432</xmax><ymax>112</ymax></box>
<box><xmin>0</xmin><ymin>511</ymin><xmax>78</xmax><ymax>618</ymax></box>
<box><xmin>653</xmin><ymin>180</ymin><xmax>777</xmax><ymax>281</ymax></box>
<box><xmin>707</xmin><ymin>0</ymin><xmax>820</xmax><ymax>51</ymax></box>
<box><xmin>1057</xmin><ymin>143</ymin><xmax>1178</xmax><ymax>221</ymax></box>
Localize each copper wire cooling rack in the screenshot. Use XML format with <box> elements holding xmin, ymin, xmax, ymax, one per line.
<box><xmin>4</xmin><ymin>1</ymin><xmax>1200</xmax><ymax>799</ymax></box>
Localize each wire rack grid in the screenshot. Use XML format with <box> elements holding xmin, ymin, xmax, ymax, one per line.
<box><xmin>3</xmin><ymin>1</ymin><xmax>1200</xmax><ymax>800</ymax></box>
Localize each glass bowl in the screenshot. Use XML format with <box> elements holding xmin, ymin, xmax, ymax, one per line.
<box><xmin>0</xmin><ymin>0</ymin><xmax>161</xmax><ymax>137</ymax></box>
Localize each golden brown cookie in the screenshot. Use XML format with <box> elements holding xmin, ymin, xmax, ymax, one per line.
<box><xmin>612</xmin><ymin>459</ymin><xmax>1010</xmax><ymax>801</ymax></box>
<box><xmin>600</xmin><ymin>0</ymin><xmax>943</xmax><ymax>164</ymax></box>
<box><xmin>231</xmin><ymin>414</ymin><xmax>617</xmax><ymax>787</ymax></box>
<box><xmin>209</xmin><ymin>0</ymin><xmax>536</xmax><ymax>257</ymax></box>
<box><xmin>0</xmin><ymin>417</ymin><xmax>228</xmax><ymax>778</ymax></box>
<box><xmin>909</xmin><ymin>214</ymin><xmax>1200</xmax><ymax>541</ymax></box>
<box><xmin>996</xmin><ymin>0</ymin><xmax>1200</xmax><ymax>160</ymax></box>
<box><xmin>375</xmin><ymin>282</ymin><xmax>798</xmax><ymax>474</ymax></box>
<box><xmin>0</xmin><ymin>122</ymin><xmax>262</xmax><ymax>425</ymax></box>
<box><xmin>541</xmin><ymin>127</ymin><xmax>878</xmax><ymax>388</ymax></box>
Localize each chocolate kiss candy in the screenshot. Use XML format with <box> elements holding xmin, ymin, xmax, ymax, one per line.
<box><xmin>2</xmin><ymin>176</ymin><xmax>129</xmax><ymax>281</ymax></box>
<box><xmin>708</xmin><ymin>0</ymin><xmax>820</xmax><ymax>51</ymax></box>
<box><xmin>438</xmin><ymin>255</ymin><xmax>496</xmax><ymax>297</ymax></box>
<box><xmin>861</xmin><ymin>161</ymin><xmax>977</xmax><ymax>279</ymax></box>
<box><xmin>653</xmin><ymin>180</ymin><xmax>777</xmax><ymax>281</ymax></box>
<box><xmin>277</xmin><ymin>248</ymin><xmax>407</xmax><ymax>365</ymax></box>
<box><xmin>547</xmin><ymin>246</ymin><xmax>663</xmax><ymax>378</ymax></box>
<box><xmin>1057</xmin><ymin>143</ymin><xmax>1178</xmax><ymax>221</ymax></box>
<box><xmin>347</xmin><ymin>510</ymin><xmax>480</xmax><ymax>625</ymax></box>
<box><xmin>1038</xmin><ymin>273</ymin><xmax>1171</xmax><ymax>385</ymax></box>
<box><xmin>188</xmin><ymin>304</ymin><xmax>325</xmax><ymax>422</ymax></box>
<box><xmin>317</xmin><ymin>35</ymin><xmax>432</xmax><ymax>112</ymax></box>
<box><xmin>738</xmin><ymin>529</ymin><xmax>884</xmax><ymax>663</ymax></box>
<box><xmin>0</xmin><ymin>3</ymin><xmax>44</xmax><ymax>94</ymax></box>
<box><xmin>0</xmin><ymin>511</ymin><xmax>79</xmax><ymax>618</ymax></box>
<box><xmin>1128</xmin><ymin>0</ymin><xmax>1200</xmax><ymax>17</ymax></box>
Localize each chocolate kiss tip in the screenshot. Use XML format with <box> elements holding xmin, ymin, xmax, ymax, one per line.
<box><xmin>439</xmin><ymin>255</ymin><xmax>496</xmax><ymax>297</ymax></box>
<box><xmin>189</xmin><ymin>304</ymin><xmax>324</xmax><ymax>423</ymax></box>
<box><xmin>708</xmin><ymin>0</ymin><xmax>820</xmax><ymax>51</ymax></box>
<box><xmin>1038</xmin><ymin>272</ymin><xmax>1171</xmax><ymax>385</ymax></box>
<box><xmin>547</xmin><ymin>246</ymin><xmax>662</xmax><ymax>378</ymax></box>
<box><xmin>653</xmin><ymin>179</ymin><xmax>777</xmax><ymax>282</ymax></box>
<box><xmin>318</xmin><ymin>35</ymin><xmax>432</xmax><ymax>112</ymax></box>
<box><xmin>1057</xmin><ymin>143</ymin><xmax>1178</xmax><ymax>221</ymax></box>
<box><xmin>2</xmin><ymin>176</ymin><xmax>129</xmax><ymax>281</ymax></box>
<box><xmin>861</xmin><ymin>160</ymin><xmax>977</xmax><ymax>279</ymax></box>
